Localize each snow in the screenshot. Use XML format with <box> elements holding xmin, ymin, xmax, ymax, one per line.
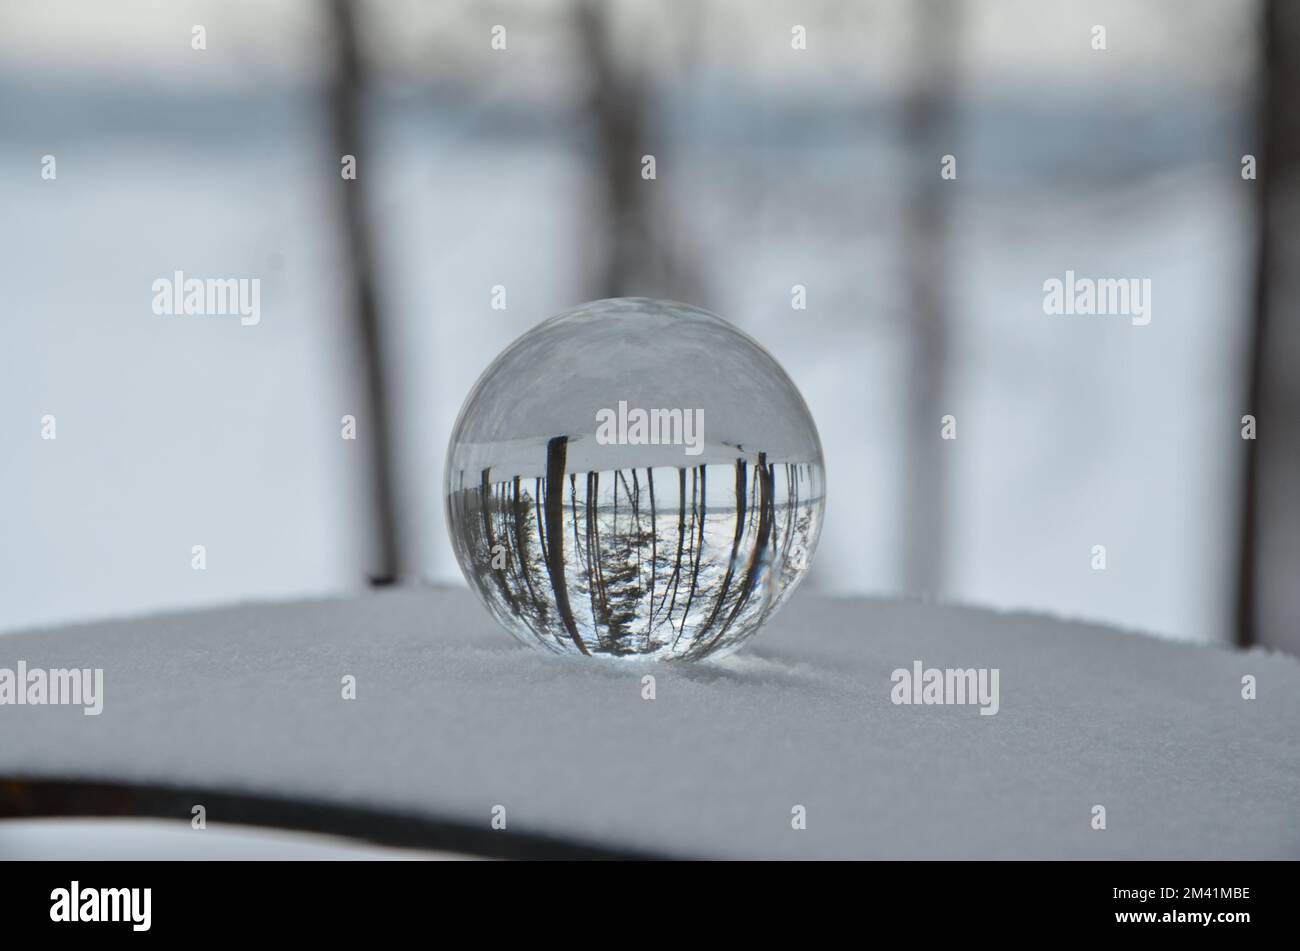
<box><xmin>1</xmin><ymin>587</ymin><xmax>1296</xmax><ymax>858</ymax></box>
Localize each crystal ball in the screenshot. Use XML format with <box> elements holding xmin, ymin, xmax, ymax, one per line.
<box><xmin>444</xmin><ymin>298</ymin><xmax>825</xmax><ymax>661</ymax></box>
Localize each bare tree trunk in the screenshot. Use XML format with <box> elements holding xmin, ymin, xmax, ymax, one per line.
<box><xmin>572</xmin><ymin>0</ymin><xmax>706</xmax><ymax>303</ymax></box>
<box><xmin>326</xmin><ymin>0</ymin><xmax>402</xmax><ymax>585</ymax></box>
<box><xmin>899</xmin><ymin>0</ymin><xmax>961</xmax><ymax>596</ymax></box>
<box><xmin>574</xmin><ymin>0</ymin><xmax>649</xmax><ymax>297</ymax></box>
<box><xmin>544</xmin><ymin>436</ymin><xmax>588</xmax><ymax>654</ymax></box>
<box><xmin>1237</xmin><ymin>0</ymin><xmax>1300</xmax><ymax>651</ymax></box>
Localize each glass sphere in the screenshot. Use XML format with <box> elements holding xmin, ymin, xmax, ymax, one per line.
<box><xmin>444</xmin><ymin>298</ymin><xmax>825</xmax><ymax>661</ymax></box>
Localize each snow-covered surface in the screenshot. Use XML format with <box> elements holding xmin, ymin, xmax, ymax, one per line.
<box><xmin>1</xmin><ymin>587</ymin><xmax>1296</xmax><ymax>859</ymax></box>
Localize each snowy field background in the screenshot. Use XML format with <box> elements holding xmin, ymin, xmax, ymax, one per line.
<box><xmin>0</xmin><ymin>0</ymin><xmax>1261</xmax><ymax>647</ymax></box>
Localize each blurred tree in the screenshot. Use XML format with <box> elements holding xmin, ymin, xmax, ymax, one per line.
<box><xmin>327</xmin><ymin>0</ymin><xmax>402</xmax><ymax>585</ymax></box>
<box><xmin>573</xmin><ymin>0</ymin><xmax>705</xmax><ymax>303</ymax></box>
<box><xmin>900</xmin><ymin>0</ymin><xmax>962</xmax><ymax>597</ymax></box>
<box><xmin>574</xmin><ymin>0</ymin><xmax>652</xmax><ymax>297</ymax></box>
<box><xmin>1238</xmin><ymin>0</ymin><xmax>1300</xmax><ymax>651</ymax></box>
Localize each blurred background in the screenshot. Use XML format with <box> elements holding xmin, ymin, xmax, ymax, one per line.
<box><xmin>2</xmin><ymin>0</ymin><xmax>1294</xmax><ymax>652</ymax></box>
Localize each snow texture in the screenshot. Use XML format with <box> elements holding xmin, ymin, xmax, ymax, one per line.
<box><xmin>1</xmin><ymin>587</ymin><xmax>1296</xmax><ymax>859</ymax></box>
